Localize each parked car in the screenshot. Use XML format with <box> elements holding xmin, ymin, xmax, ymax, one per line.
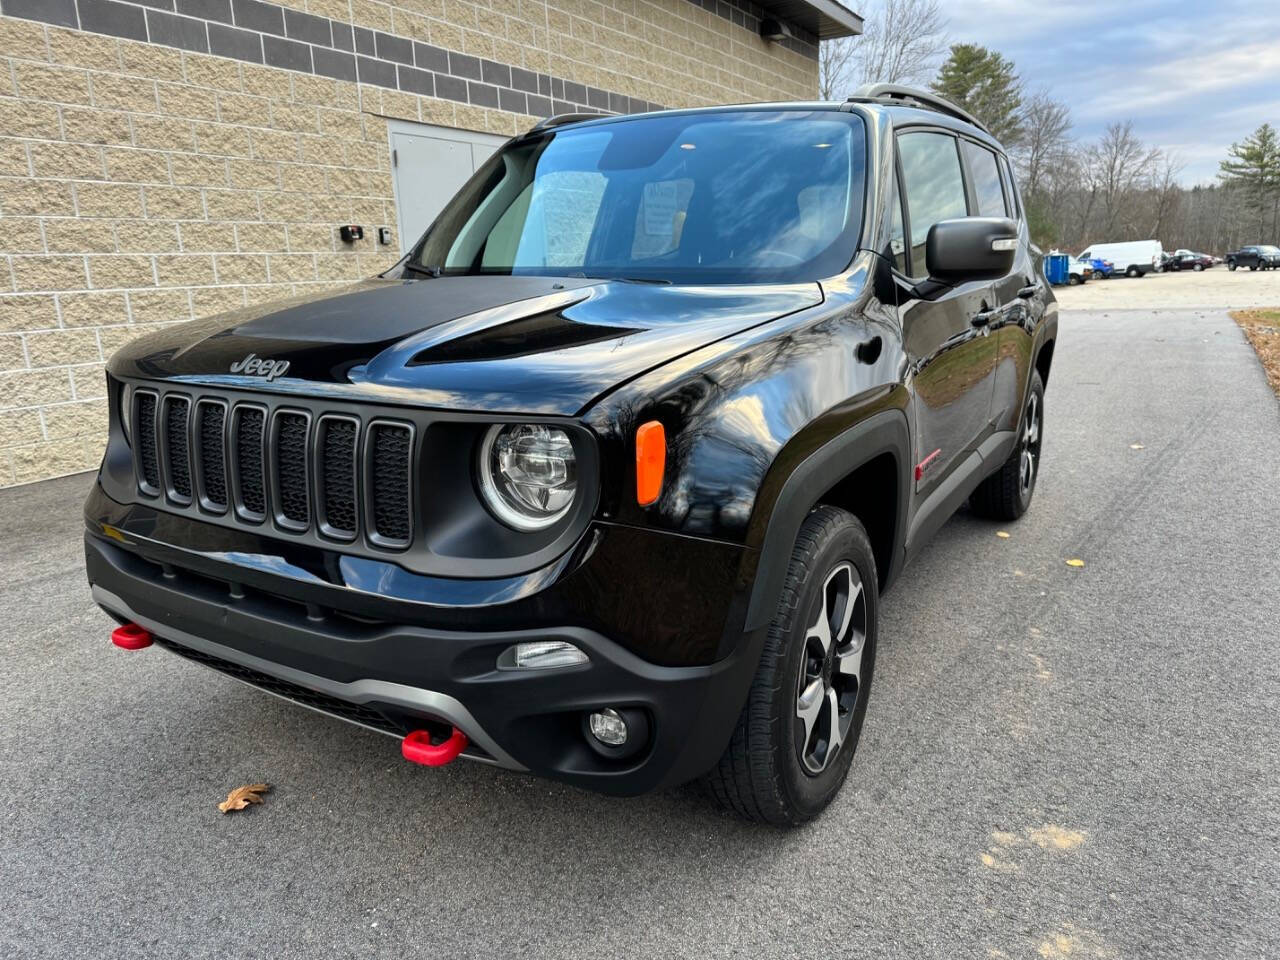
<box><xmin>1226</xmin><ymin>245</ymin><xmax>1280</xmax><ymax>270</ymax></box>
<box><xmin>1167</xmin><ymin>252</ymin><xmax>1214</xmax><ymax>271</ymax></box>
<box><xmin>83</xmin><ymin>86</ymin><xmax>1057</xmax><ymax>825</ymax></box>
<box><xmin>1078</xmin><ymin>255</ymin><xmax>1114</xmax><ymax>278</ymax></box>
<box><xmin>1068</xmin><ymin>259</ymin><xmax>1093</xmax><ymax>284</ymax></box>
<box><xmin>1078</xmin><ymin>240</ymin><xmax>1162</xmax><ymax>277</ymax></box>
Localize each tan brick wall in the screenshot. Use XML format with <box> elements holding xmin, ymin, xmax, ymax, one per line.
<box><xmin>0</xmin><ymin>5</ymin><xmax>816</xmax><ymax>487</ymax></box>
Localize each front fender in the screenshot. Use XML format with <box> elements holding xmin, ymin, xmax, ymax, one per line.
<box><xmin>739</xmin><ymin>405</ymin><xmax>911</xmax><ymax>635</ymax></box>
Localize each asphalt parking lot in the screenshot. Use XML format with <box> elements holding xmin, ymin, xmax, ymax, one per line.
<box><xmin>3</xmin><ymin>307</ymin><xmax>1278</xmax><ymax>959</ymax></box>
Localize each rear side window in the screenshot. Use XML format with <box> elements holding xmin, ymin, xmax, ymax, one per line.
<box><xmin>998</xmin><ymin>154</ymin><xmax>1021</xmax><ymax>219</ymax></box>
<box><xmin>898</xmin><ymin>131</ymin><xmax>968</xmax><ymax>275</ymax></box>
<box><xmin>961</xmin><ymin>140</ymin><xmax>1007</xmax><ymax>217</ymax></box>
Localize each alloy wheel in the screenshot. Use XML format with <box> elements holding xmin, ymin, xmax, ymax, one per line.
<box><xmin>1019</xmin><ymin>392</ymin><xmax>1041</xmax><ymax>499</ymax></box>
<box><xmin>794</xmin><ymin>561</ymin><xmax>867</xmax><ymax>775</ymax></box>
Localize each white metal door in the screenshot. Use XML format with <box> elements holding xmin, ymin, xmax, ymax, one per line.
<box><xmin>388</xmin><ymin>120</ymin><xmax>508</xmax><ymax>255</ymax></box>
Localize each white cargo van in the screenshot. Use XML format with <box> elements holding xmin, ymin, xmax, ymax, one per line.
<box><xmin>1077</xmin><ymin>240</ymin><xmax>1163</xmax><ymax>277</ymax></box>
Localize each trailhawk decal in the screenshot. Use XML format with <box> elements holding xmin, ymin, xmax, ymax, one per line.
<box><xmin>230</xmin><ymin>354</ymin><xmax>291</xmax><ymax>382</ymax></box>
<box><xmin>915</xmin><ymin>448</ymin><xmax>942</xmax><ymax>481</ymax></box>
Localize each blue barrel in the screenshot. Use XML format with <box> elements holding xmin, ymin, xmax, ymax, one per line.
<box><xmin>1044</xmin><ymin>254</ymin><xmax>1070</xmax><ymax>285</ymax></box>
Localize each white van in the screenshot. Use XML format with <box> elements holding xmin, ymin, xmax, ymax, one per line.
<box><xmin>1077</xmin><ymin>240</ymin><xmax>1163</xmax><ymax>278</ymax></box>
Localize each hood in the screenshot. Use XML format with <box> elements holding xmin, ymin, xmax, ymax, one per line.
<box><xmin>108</xmin><ymin>275</ymin><xmax>825</xmax><ymax>415</ymax></box>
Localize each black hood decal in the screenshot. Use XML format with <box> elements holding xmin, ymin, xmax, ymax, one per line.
<box><xmin>108</xmin><ymin>275</ymin><xmax>827</xmax><ymax>416</ymax></box>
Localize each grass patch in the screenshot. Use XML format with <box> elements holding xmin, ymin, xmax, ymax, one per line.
<box><xmin>1231</xmin><ymin>309</ymin><xmax>1280</xmax><ymax>397</ymax></box>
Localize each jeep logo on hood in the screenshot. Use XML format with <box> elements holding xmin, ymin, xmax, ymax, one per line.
<box><xmin>230</xmin><ymin>353</ymin><xmax>290</xmax><ymax>381</ymax></box>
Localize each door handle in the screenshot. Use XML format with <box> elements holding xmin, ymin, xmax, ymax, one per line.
<box><xmin>972</xmin><ymin>310</ymin><xmax>994</xmax><ymax>327</ymax></box>
<box><xmin>1017</xmin><ymin>284</ymin><xmax>1038</xmax><ymax>299</ymax></box>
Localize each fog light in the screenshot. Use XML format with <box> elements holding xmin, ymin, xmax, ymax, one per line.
<box><xmin>505</xmin><ymin>640</ymin><xmax>588</xmax><ymax>670</ymax></box>
<box><xmin>588</xmin><ymin>708</ymin><xmax>628</xmax><ymax>746</ymax></box>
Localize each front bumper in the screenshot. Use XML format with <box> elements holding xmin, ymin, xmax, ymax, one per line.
<box><xmin>84</xmin><ymin>488</ymin><xmax>764</xmax><ymax>795</ymax></box>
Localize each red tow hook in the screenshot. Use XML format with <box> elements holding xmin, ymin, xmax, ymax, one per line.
<box><xmin>401</xmin><ymin>727</ymin><xmax>468</xmax><ymax>766</ymax></box>
<box><xmin>111</xmin><ymin>622</ymin><xmax>153</xmax><ymax>650</ymax></box>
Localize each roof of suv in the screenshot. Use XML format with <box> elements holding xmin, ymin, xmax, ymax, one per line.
<box><xmin>525</xmin><ymin>86</ymin><xmax>1006</xmax><ymax>154</ymax></box>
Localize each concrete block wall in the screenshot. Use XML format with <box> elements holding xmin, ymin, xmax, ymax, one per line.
<box><xmin>0</xmin><ymin>0</ymin><xmax>817</xmax><ymax>486</ymax></box>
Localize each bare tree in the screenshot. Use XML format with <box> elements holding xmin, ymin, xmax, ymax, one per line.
<box><xmin>1015</xmin><ymin>90</ymin><xmax>1072</xmax><ymax>198</ymax></box>
<box><xmin>1148</xmin><ymin>151</ymin><xmax>1185</xmax><ymax>241</ymax></box>
<box><xmin>1086</xmin><ymin>121</ymin><xmax>1161</xmax><ymax>237</ymax></box>
<box><xmin>819</xmin><ymin>36</ymin><xmax>859</xmax><ymax>100</ymax></box>
<box><xmin>819</xmin><ymin>0</ymin><xmax>948</xmax><ymax>99</ymax></box>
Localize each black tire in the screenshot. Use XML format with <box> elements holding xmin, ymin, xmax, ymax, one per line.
<box><xmin>1126</xmin><ymin>265</ymin><xmax>1140</xmax><ymax>277</ymax></box>
<box><xmin>1068</xmin><ymin>274</ymin><xmax>1080</xmax><ymax>285</ymax></box>
<box><xmin>1250</xmin><ymin>263</ymin><xmax>1258</xmax><ymax>271</ymax></box>
<box><xmin>1228</xmin><ymin>260</ymin><xmax>1237</xmax><ymax>271</ymax></box>
<box><xmin>1194</xmin><ymin>263</ymin><xmax>1204</xmax><ymax>271</ymax></box>
<box><xmin>970</xmin><ymin>370</ymin><xmax>1045</xmax><ymax>521</ymax></box>
<box><xmin>705</xmin><ymin>506</ymin><xmax>878</xmax><ymax>826</ymax></box>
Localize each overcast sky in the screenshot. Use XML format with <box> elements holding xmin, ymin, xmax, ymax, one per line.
<box><xmin>931</xmin><ymin>0</ymin><xmax>1280</xmax><ymax>184</ymax></box>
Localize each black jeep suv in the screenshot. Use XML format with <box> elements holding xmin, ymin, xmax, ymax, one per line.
<box><xmin>85</xmin><ymin>84</ymin><xmax>1056</xmax><ymax>824</ymax></box>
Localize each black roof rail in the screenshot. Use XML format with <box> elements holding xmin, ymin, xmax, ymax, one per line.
<box><xmin>530</xmin><ymin>112</ymin><xmax>604</xmax><ymax>132</ymax></box>
<box><xmin>846</xmin><ymin>83</ymin><xmax>989</xmax><ymax>135</ymax></box>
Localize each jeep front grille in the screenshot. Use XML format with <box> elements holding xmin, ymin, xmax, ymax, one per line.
<box><xmin>317</xmin><ymin>416</ymin><xmax>358</xmax><ymax>539</ymax></box>
<box><xmin>130</xmin><ymin>385</ymin><xmax>415</xmax><ymax>552</ymax></box>
<box><xmin>136</xmin><ymin>391</ymin><xmax>160</xmax><ymax>493</ymax></box>
<box><xmin>368</xmin><ymin>421</ymin><xmax>412</xmax><ymax>547</ymax></box>
<box><xmin>233</xmin><ymin>405</ymin><xmax>267</xmax><ymax>519</ymax></box>
<box><xmin>195</xmin><ymin>400</ymin><xmax>227</xmax><ymax>511</ymax></box>
<box><xmin>163</xmin><ymin>395</ymin><xmax>192</xmax><ymax>503</ymax></box>
<box><xmin>272</xmin><ymin>410</ymin><xmax>310</xmax><ymax>529</ymax></box>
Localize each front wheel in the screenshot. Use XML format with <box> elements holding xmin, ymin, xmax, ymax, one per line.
<box><xmin>1126</xmin><ymin>265</ymin><xmax>1140</xmax><ymax>277</ymax></box>
<box><xmin>1228</xmin><ymin>261</ymin><xmax>1237</xmax><ymax>271</ymax></box>
<box><xmin>970</xmin><ymin>371</ymin><xmax>1045</xmax><ymax>521</ymax></box>
<box><xmin>705</xmin><ymin>506</ymin><xmax>877</xmax><ymax>825</ymax></box>
<box><xmin>1194</xmin><ymin>263</ymin><xmax>1204</xmax><ymax>271</ymax></box>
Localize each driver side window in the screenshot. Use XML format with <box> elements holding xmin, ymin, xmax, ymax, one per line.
<box><xmin>897</xmin><ymin>131</ymin><xmax>968</xmax><ymax>278</ymax></box>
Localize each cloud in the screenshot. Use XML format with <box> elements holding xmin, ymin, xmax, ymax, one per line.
<box><xmin>931</xmin><ymin>0</ymin><xmax>1280</xmax><ymax>184</ymax></box>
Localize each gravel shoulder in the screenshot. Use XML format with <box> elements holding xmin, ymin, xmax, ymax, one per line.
<box><xmin>1054</xmin><ymin>265</ymin><xmax>1280</xmax><ymax>310</ymax></box>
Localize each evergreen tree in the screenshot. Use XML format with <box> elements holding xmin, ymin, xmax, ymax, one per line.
<box><xmin>931</xmin><ymin>43</ymin><xmax>1024</xmax><ymax>146</ymax></box>
<box><xmin>1219</xmin><ymin>123</ymin><xmax>1280</xmax><ymax>237</ymax></box>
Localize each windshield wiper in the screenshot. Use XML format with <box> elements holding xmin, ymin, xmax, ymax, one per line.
<box><xmin>403</xmin><ymin>262</ymin><xmax>442</xmax><ymax>278</ymax></box>
<box><xmin>583</xmin><ymin>275</ymin><xmax>671</xmax><ymax>285</ymax></box>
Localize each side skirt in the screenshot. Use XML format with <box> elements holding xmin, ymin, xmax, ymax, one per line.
<box><xmin>904</xmin><ymin>429</ymin><xmax>1016</xmax><ymax>561</ymax></box>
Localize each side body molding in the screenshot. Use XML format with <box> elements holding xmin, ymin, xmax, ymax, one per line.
<box><xmin>742</xmin><ymin>408</ymin><xmax>912</xmax><ymax>633</ymax></box>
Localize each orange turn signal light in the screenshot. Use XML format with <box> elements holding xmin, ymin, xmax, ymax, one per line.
<box><xmin>635</xmin><ymin>420</ymin><xmax>666</xmax><ymax>506</ymax></box>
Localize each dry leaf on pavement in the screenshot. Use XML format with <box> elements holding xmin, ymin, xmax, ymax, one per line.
<box><xmin>218</xmin><ymin>783</ymin><xmax>270</xmax><ymax>814</ymax></box>
<box><xmin>1065</xmin><ymin>558</ymin><xmax>1085</xmax><ymax>568</ymax></box>
<box><xmin>996</xmin><ymin>531</ymin><xmax>1011</xmax><ymax>539</ymax></box>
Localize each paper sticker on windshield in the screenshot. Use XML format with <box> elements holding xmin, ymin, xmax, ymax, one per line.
<box><xmin>642</xmin><ymin>181</ymin><xmax>679</xmax><ymax>237</ymax></box>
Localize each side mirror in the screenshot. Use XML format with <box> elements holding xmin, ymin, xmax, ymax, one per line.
<box><xmin>925</xmin><ymin>217</ymin><xmax>1019</xmax><ymax>283</ymax></box>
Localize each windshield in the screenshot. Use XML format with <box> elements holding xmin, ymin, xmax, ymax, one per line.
<box><xmin>1261</xmin><ymin>246</ymin><xmax>1280</xmax><ymax>255</ymax></box>
<box><xmin>406</xmin><ymin>110</ymin><xmax>866</xmax><ymax>285</ymax></box>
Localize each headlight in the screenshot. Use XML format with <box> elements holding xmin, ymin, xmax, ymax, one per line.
<box><xmin>478</xmin><ymin>424</ymin><xmax>577</xmax><ymax>531</ymax></box>
<box><xmin>119</xmin><ymin>383</ymin><xmax>132</xmax><ymax>446</ymax></box>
